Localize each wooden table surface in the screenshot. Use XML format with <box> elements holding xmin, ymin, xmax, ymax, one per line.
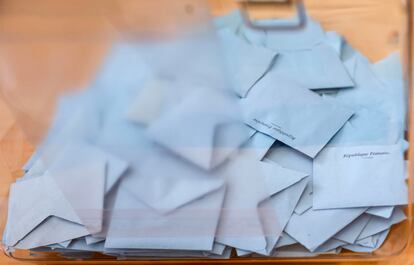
<box><xmin>0</xmin><ymin>0</ymin><xmax>412</xmax><ymax>264</ymax></box>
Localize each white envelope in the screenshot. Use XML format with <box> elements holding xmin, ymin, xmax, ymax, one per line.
<box><xmin>217</xmin><ymin>28</ymin><xmax>278</xmax><ymax>97</ymax></box>
<box><xmin>241</xmin><ymin>74</ymin><xmax>353</xmax><ymax>158</ymax></box>
<box><xmin>313</xmin><ymin>144</ymin><xmax>407</xmax><ymax>209</ymax></box>
<box><xmin>148</xmin><ymin>88</ymin><xmax>255</xmax><ymax>170</ymax></box>
<box><xmin>284</xmin><ymin>207</ymin><xmax>366</xmax><ymax>251</ymax></box>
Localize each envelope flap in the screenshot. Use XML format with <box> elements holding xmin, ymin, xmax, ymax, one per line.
<box><xmin>5</xmin><ymin>174</ymin><xmax>82</xmax><ymax>247</ymax></box>
<box><xmin>260</xmin><ymin>160</ymin><xmax>309</xmax><ymax>196</ymax></box>
<box><xmin>126</xmin><ymin>147</ymin><xmax>225</xmax><ymax>214</ymax></box>
<box><xmin>148</xmin><ymin>88</ymin><xmax>250</xmax><ymax>169</ymax></box>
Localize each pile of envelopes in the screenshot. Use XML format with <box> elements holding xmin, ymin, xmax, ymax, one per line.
<box><xmin>2</xmin><ymin>10</ymin><xmax>408</xmax><ymax>259</ymax></box>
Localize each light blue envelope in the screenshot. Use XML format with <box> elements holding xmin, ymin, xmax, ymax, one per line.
<box><xmin>342</xmin><ymin>229</ymin><xmax>390</xmax><ymax>253</ymax></box>
<box><xmin>324</xmin><ymin>31</ymin><xmax>344</xmax><ymax>56</ymax></box>
<box><xmin>333</xmin><ymin>214</ymin><xmax>371</xmax><ymax>244</ymax></box>
<box><xmin>51</xmin><ymin>142</ymin><xmax>128</xmax><ymax>194</ymax></box>
<box><xmin>121</xmin><ymin>146</ymin><xmax>225</xmax><ymax>214</ymax></box>
<box><xmin>213</xmin><ymin>10</ymin><xmax>243</xmax><ymax>33</ymax></box>
<box><xmin>327</xmin><ymin>53</ymin><xmax>404</xmax><ymax>147</ymax></box>
<box><xmin>284</xmin><ymin>207</ymin><xmax>366</xmax><ymax>251</ymax></box>
<box><xmin>147</xmin><ymin>88</ymin><xmax>255</xmax><ymax>170</ymax></box>
<box><xmin>372</xmin><ymin>52</ymin><xmax>407</xmax><ymax>129</ymax></box>
<box><xmin>275</xmin><ymin>232</ymin><xmax>297</xmax><ymax>248</ymax></box>
<box><xmin>4</xmin><ymin>174</ymin><xmax>89</xmax><ymax>249</ymax></box>
<box><xmin>244</xmin><ymin>132</ymin><xmax>276</xmax><ymax>160</ymax></box>
<box><xmin>366</xmin><ymin>206</ymin><xmax>394</xmax><ymax>219</ymax></box>
<box><xmin>105</xmin><ymin>178</ymin><xmax>225</xmax><ymax>251</ymax></box>
<box><xmin>314</xmin><ymin>239</ymin><xmax>347</xmax><ymax>253</ymax></box>
<box><xmin>217</xmin><ymin>28</ymin><xmax>277</xmax><ymax>98</ymax></box>
<box><xmin>269</xmin><ymin>43</ymin><xmax>354</xmax><ymax>91</ymax></box>
<box><xmin>44</xmin><ymin>142</ymin><xmax>129</xmax><ymax>234</ymax></box>
<box><xmin>238</xmin><ymin>23</ymin><xmax>267</xmax><ymax>47</ymax></box>
<box><xmin>357</xmin><ymin>207</ymin><xmax>406</xmax><ymax>240</ymax></box>
<box><xmin>233</xmin><ymin>175</ymin><xmax>308</xmax><ymax>257</ymax></box>
<box><xmin>258</xmin><ymin>177</ymin><xmax>309</xmax><ymax>255</ymax></box>
<box><xmin>313</xmin><ymin>144</ymin><xmax>407</xmax><ymax>209</ymax></box>
<box><xmin>271</xmin><ymin>244</ymin><xmax>340</xmax><ymax>257</ymax></box>
<box><xmin>265</xmin><ymin>143</ymin><xmax>313</xmax><ymax>214</ymax></box>
<box><xmin>125</xmin><ymin>77</ymin><xmax>197</xmax><ymax>126</ymax></box>
<box><xmin>214</xmin><ymin>149</ymin><xmax>283</xmax><ymax>253</ymax></box>
<box><xmin>241</xmin><ymin>74</ymin><xmax>353</xmax><ymax>158</ymax></box>
<box><xmin>293</xmin><ymin>184</ymin><xmax>313</xmax><ymax>215</ymax></box>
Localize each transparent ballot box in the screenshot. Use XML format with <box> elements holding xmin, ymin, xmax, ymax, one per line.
<box><xmin>0</xmin><ymin>0</ymin><xmax>411</xmax><ymax>263</ymax></box>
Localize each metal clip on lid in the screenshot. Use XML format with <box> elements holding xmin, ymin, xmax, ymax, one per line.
<box><xmin>238</xmin><ymin>0</ymin><xmax>307</xmax><ymax>31</ymax></box>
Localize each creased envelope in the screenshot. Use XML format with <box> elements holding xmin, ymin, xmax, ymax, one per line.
<box><xmin>334</xmin><ymin>214</ymin><xmax>371</xmax><ymax>244</ymax></box>
<box><xmin>284</xmin><ymin>207</ymin><xmax>366</xmax><ymax>251</ymax></box>
<box><xmin>275</xmin><ymin>232</ymin><xmax>297</xmax><ymax>248</ymax></box>
<box><xmin>270</xmin><ymin>43</ymin><xmax>354</xmax><ymax>91</ymax></box>
<box><xmin>265</xmin><ymin>143</ymin><xmax>313</xmax><ymax>215</ymax></box>
<box><xmin>105</xmin><ymin>177</ymin><xmax>225</xmax><ymax>251</ymax></box>
<box><xmin>258</xmin><ymin>177</ymin><xmax>309</xmax><ymax>255</ymax></box>
<box><xmin>358</xmin><ymin>207</ymin><xmax>406</xmax><ymax>240</ymax></box>
<box><xmin>244</xmin><ymin>132</ymin><xmax>276</xmax><ymax>160</ymax></box>
<box><xmin>241</xmin><ymin>74</ymin><xmax>353</xmax><ymax>158</ymax></box>
<box><xmin>148</xmin><ymin>88</ymin><xmax>255</xmax><ymax>170</ymax></box>
<box><xmin>121</xmin><ymin>146</ymin><xmax>225</xmax><ymax>214</ymax></box>
<box><xmin>343</xmin><ymin>229</ymin><xmax>390</xmax><ymax>253</ymax></box>
<box><xmin>327</xmin><ymin>54</ymin><xmax>404</xmax><ymax>147</ymax></box>
<box><xmin>4</xmin><ymin>174</ymin><xmax>89</xmax><ymax>249</ymax></box>
<box><xmin>217</xmin><ymin>28</ymin><xmax>278</xmax><ymax>97</ymax></box>
<box><xmin>214</xmin><ymin>149</ymin><xmax>282</xmax><ymax>252</ymax></box>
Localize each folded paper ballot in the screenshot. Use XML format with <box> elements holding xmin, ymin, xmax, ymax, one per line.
<box><xmin>2</xmin><ymin>8</ymin><xmax>408</xmax><ymax>260</ymax></box>
<box><xmin>241</xmin><ymin>74</ymin><xmax>354</xmax><ymax>158</ymax></box>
